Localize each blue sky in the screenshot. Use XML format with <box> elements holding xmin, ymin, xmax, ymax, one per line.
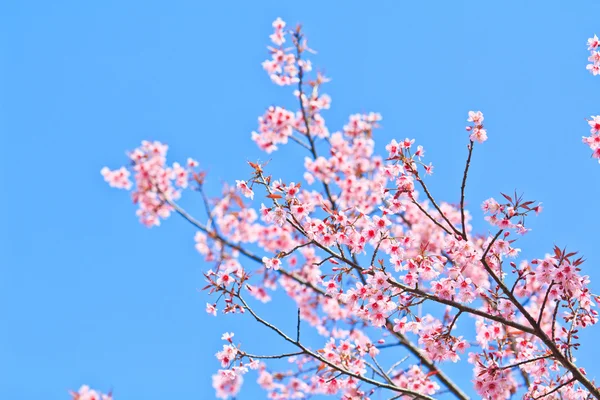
<box><xmin>2</xmin><ymin>1</ymin><xmax>600</xmax><ymax>399</ymax></box>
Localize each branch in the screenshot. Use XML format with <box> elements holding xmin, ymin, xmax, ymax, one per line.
<box><xmin>411</xmin><ymin>166</ymin><xmax>462</xmax><ymax>238</ymax></box>
<box><xmin>296</xmin><ymin>308</ymin><xmax>301</xmax><ymax>342</ymax></box>
<box><xmin>500</xmin><ymin>354</ymin><xmax>552</xmax><ymax>370</ymax></box>
<box><xmin>531</xmin><ymin>377</ymin><xmax>576</xmax><ymax>400</ymax></box>
<box><xmin>386</xmin><ymin>278</ymin><xmax>536</xmax><ymax>335</ymax></box>
<box><xmin>167</xmin><ymin>196</ymin><xmax>470</xmax><ymax>399</ymax></box>
<box><xmin>238</xmin><ymin>295</ymin><xmax>435</xmax><ymax>399</ymax></box>
<box><xmin>537</xmin><ymin>281</ymin><xmax>555</xmax><ymax>326</ymax></box>
<box><xmin>164</xmin><ymin>196</ymin><xmax>263</xmax><ymax>264</ymax></box>
<box><xmin>241</xmin><ymin>351</ymin><xmax>304</xmax><ymax>360</ymax></box>
<box><xmin>294</xmin><ymin>39</ymin><xmax>338</xmax><ymax>212</ymax></box>
<box><xmin>459</xmin><ymin>141</ymin><xmax>473</xmax><ymax>239</ymax></box>
<box><xmin>384</xmin><ymin>320</ymin><xmax>471</xmax><ymax>400</ymax></box>
<box><xmin>480</xmin><ymin>234</ymin><xmax>600</xmax><ymax>398</ymax></box>
<box><xmin>410</xmin><ymin>198</ymin><xmax>453</xmax><ymax>236</ymax></box>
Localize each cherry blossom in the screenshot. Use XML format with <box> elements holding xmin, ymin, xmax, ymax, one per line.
<box><xmin>70</xmin><ymin>385</ymin><xmax>112</xmax><ymax>400</ymax></box>
<box><xmin>94</xmin><ymin>19</ymin><xmax>600</xmax><ymax>400</ymax></box>
<box><xmin>587</xmin><ymin>35</ymin><xmax>600</xmax><ymax>75</ymax></box>
<box><xmin>583</xmin><ymin>115</ymin><xmax>600</xmax><ymax>162</ymax></box>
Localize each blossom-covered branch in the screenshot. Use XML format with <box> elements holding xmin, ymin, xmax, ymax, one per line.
<box><xmin>93</xmin><ymin>19</ymin><xmax>600</xmax><ymax>400</ymax></box>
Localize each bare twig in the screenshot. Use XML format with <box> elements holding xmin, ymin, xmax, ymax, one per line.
<box><xmin>242</xmin><ymin>351</ymin><xmax>304</xmax><ymax>360</ymax></box>
<box><xmin>296</xmin><ymin>308</ymin><xmax>301</xmax><ymax>342</ymax></box>
<box><xmin>459</xmin><ymin>141</ymin><xmax>474</xmax><ymax>239</ymax></box>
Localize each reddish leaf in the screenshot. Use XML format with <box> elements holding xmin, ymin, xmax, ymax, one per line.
<box><xmin>501</xmin><ymin>192</ymin><xmax>512</xmax><ymax>202</ymax></box>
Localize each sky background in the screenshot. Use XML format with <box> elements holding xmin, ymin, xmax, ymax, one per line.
<box><xmin>2</xmin><ymin>1</ymin><xmax>600</xmax><ymax>399</ymax></box>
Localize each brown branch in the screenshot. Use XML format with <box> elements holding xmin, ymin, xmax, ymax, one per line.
<box><xmin>170</xmin><ymin>192</ymin><xmax>536</xmax><ymax>341</ymax></box>
<box><xmin>459</xmin><ymin>141</ymin><xmax>473</xmax><ymax>239</ymax></box>
<box><xmin>410</xmin><ymin>199</ymin><xmax>453</xmax><ymax>235</ymax></box>
<box><xmin>411</xmin><ymin>167</ymin><xmax>462</xmax><ymax>238</ymax></box>
<box><xmin>241</xmin><ymin>351</ymin><xmax>304</xmax><ymax>360</ymax></box>
<box><xmin>238</xmin><ymin>294</ymin><xmax>435</xmax><ymax>399</ymax></box>
<box><xmin>386</xmin><ymin>279</ymin><xmax>536</xmax><ymax>335</ymax></box>
<box><xmin>294</xmin><ymin>39</ymin><xmax>337</xmax><ymax>212</ymax></box>
<box><xmin>532</xmin><ymin>377</ymin><xmax>576</xmax><ymax>400</ymax></box>
<box><xmin>199</xmin><ymin>186</ymin><xmax>220</xmax><ymax>234</ymax></box>
<box><xmin>164</xmin><ymin>196</ymin><xmax>264</xmax><ymax>264</ymax></box>
<box><xmin>480</xmin><ymin>233</ymin><xmax>600</xmax><ymax>398</ymax></box>
<box><xmin>500</xmin><ymin>354</ymin><xmax>552</xmax><ymax>370</ymax></box>
<box><xmin>384</xmin><ymin>320</ymin><xmax>470</xmax><ymax>400</ymax></box>
<box><xmin>166</xmin><ymin>189</ymin><xmax>487</xmax><ymax>400</ymax></box>
<box><xmin>447</xmin><ymin>311</ymin><xmax>463</xmax><ymax>334</ymax></box>
<box><xmin>289</xmin><ymin>134</ymin><xmax>312</xmax><ymax>151</ymax></box>
<box><xmin>538</xmin><ymin>281</ymin><xmax>556</xmax><ymax>326</ymax></box>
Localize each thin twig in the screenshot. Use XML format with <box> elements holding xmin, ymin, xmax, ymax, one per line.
<box><xmin>480</xmin><ymin>233</ymin><xmax>600</xmax><ymax>398</ymax></box>
<box><xmin>242</xmin><ymin>351</ymin><xmax>304</xmax><ymax>360</ymax></box>
<box><xmin>538</xmin><ymin>281</ymin><xmax>556</xmax><ymax>326</ymax></box>
<box><xmin>500</xmin><ymin>354</ymin><xmax>552</xmax><ymax>370</ymax></box>
<box><xmin>296</xmin><ymin>308</ymin><xmax>301</xmax><ymax>342</ymax></box>
<box><xmin>167</xmin><ymin>196</ymin><xmax>469</xmax><ymax>400</ymax></box>
<box><xmin>238</xmin><ymin>294</ymin><xmax>435</xmax><ymax>399</ymax></box>
<box><xmin>459</xmin><ymin>141</ymin><xmax>474</xmax><ymax>239</ymax></box>
<box><xmin>532</xmin><ymin>377</ymin><xmax>576</xmax><ymax>400</ymax></box>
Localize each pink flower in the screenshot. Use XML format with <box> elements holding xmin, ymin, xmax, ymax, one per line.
<box><xmin>212</xmin><ymin>369</ymin><xmax>243</xmax><ymax>399</ymax></box>
<box><xmin>206</xmin><ymin>303</ymin><xmax>217</xmax><ymax>316</ymax></box>
<box><xmin>372</xmin><ymin>215</ymin><xmax>391</xmax><ymax>231</ymax></box>
<box><xmin>386</xmin><ymin>139</ymin><xmax>400</xmax><ymax>158</ymax></box>
<box><xmin>262</xmin><ymin>256</ymin><xmax>281</xmax><ymax>270</ymax></box>
<box><xmin>272</xmin><ymin>17</ymin><xmax>286</xmax><ymax>30</ymax></box>
<box><xmin>414</xmin><ymin>145</ymin><xmax>425</xmax><ymax>159</ymax></box>
<box><xmin>424</xmin><ymin>163</ymin><xmax>434</xmax><ymax>175</ymax></box>
<box><xmin>588</xmin><ymin>116</ymin><xmax>600</xmax><ymax>134</ymax></box>
<box><xmin>324</xmin><ymin>279</ymin><xmax>338</xmax><ymax>294</ymax></box>
<box><xmin>221</xmin><ymin>332</ymin><xmax>235</xmax><ymax>341</ymax></box>
<box><xmin>588</xmin><ymin>35</ymin><xmax>600</xmax><ymax>50</ymax></box>
<box><xmin>100</xmin><ymin>167</ymin><xmax>132</xmax><ymax>190</ymax></box>
<box><xmin>216</xmin><ymin>344</ymin><xmax>238</xmax><ymax>367</ymax></box>
<box><xmin>587</xmin><ymin>63</ymin><xmax>600</xmax><ymax>75</ymax></box>
<box><xmin>467</xmin><ymin>111</ymin><xmax>484</xmax><ymax>124</ymax></box>
<box><xmin>470</xmin><ymin>127</ymin><xmax>488</xmax><ymax>143</ymax></box>
<box><xmin>235</xmin><ymin>180</ymin><xmax>254</xmax><ymax>199</ymax></box>
<box><xmin>70</xmin><ymin>385</ymin><xmax>112</xmax><ymax>400</ymax></box>
<box><xmin>401</xmin><ymin>138</ymin><xmax>415</xmax><ymax>149</ymax></box>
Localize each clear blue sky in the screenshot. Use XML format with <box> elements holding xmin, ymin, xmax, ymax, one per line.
<box><xmin>2</xmin><ymin>1</ymin><xmax>600</xmax><ymax>399</ymax></box>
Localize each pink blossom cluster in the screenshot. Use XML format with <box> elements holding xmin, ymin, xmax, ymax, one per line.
<box><xmin>343</xmin><ymin>112</ymin><xmax>382</xmax><ymax>138</ymax></box>
<box><xmin>481</xmin><ymin>194</ymin><xmax>542</xmax><ymax>234</ymax></box>
<box><xmin>251</xmin><ymin>106</ymin><xmax>296</xmax><ymax>153</ymax></box>
<box><xmin>393</xmin><ymin>365</ymin><xmax>440</xmax><ymax>397</ymax></box>
<box><xmin>304</xmin><ymin>127</ymin><xmax>386</xmax><ymax>209</ymax></box>
<box><xmin>70</xmin><ymin>385</ymin><xmax>112</xmax><ymax>400</ymax></box>
<box><xmin>466</xmin><ymin>110</ymin><xmax>488</xmax><ymax>143</ymax></box>
<box><xmin>96</xmin><ymin>19</ymin><xmax>600</xmax><ymax>400</ymax></box>
<box><xmin>212</xmin><ymin>333</ymin><xmax>257</xmax><ymax>399</ymax></box>
<box><xmin>101</xmin><ymin>140</ymin><xmax>199</xmax><ymax>227</ymax></box>
<box><xmin>531</xmin><ymin>253</ymin><xmax>598</xmax><ymax>330</ymax></box>
<box><xmin>470</xmin><ymin>355</ymin><xmax>518</xmax><ymax>399</ymax></box>
<box><xmin>261</xmin><ymin>17</ymin><xmax>311</xmax><ymax>86</ymax></box>
<box><xmin>586</xmin><ymin>35</ymin><xmax>600</xmax><ymax>75</ymax></box>
<box><xmin>583</xmin><ymin>115</ymin><xmax>600</xmax><ymax>161</ymax></box>
<box><xmin>584</xmin><ymin>37</ymin><xmax>600</xmax><ymax>163</ymax></box>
